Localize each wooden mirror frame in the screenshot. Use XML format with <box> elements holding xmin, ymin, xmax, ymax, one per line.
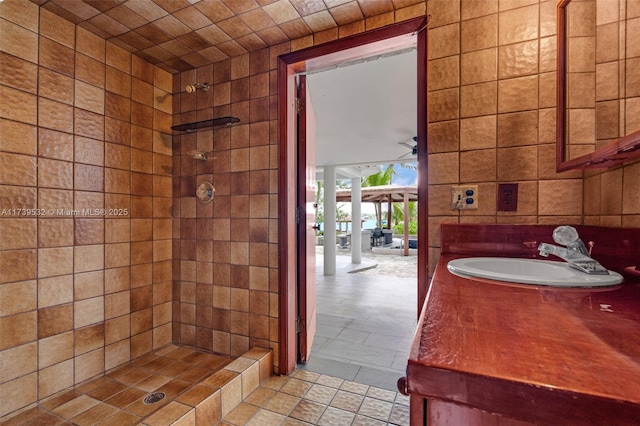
<box><xmin>557</xmin><ymin>0</ymin><xmax>640</xmax><ymax>172</ymax></box>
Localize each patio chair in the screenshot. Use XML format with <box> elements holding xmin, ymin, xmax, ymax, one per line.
<box><xmin>371</xmin><ymin>228</ymin><xmax>384</xmax><ymax>246</ymax></box>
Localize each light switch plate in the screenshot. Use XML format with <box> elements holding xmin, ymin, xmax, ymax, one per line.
<box><xmin>451</xmin><ymin>185</ymin><xmax>478</xmax><ymax>210</ymax></box>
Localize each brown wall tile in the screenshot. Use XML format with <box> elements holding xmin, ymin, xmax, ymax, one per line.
<box><xmin>1</xmin><ymin>16</ymin><xmax>38</xmax><ymax>63</ymax></box>
<box><xmin>0</xmin><ymin>280</ymin><xmax>36</xmax><ymax>317</ymax></box>
<box><xmin>38</xmin><ymin>304</ymin><xmax>73</xmax><ymax>339</ymax></box>
<box><xmin>37</xmin><ymin>130</ymin><xmax>73</xmax><ymax>164</ymax></box>
<box><xmin>39</xmin><ymin>37</ymin><xmax>75</xmax><ymax>77</ymax></box>
<box><xmin>0</xmin><ymin>52</ymin><xmax>37</xmax><ymax>94</ymax></box>
<box><xmin>2</xmin><ymin>86</ymin><xmax>37</xmax><ymax>125</ymax></box>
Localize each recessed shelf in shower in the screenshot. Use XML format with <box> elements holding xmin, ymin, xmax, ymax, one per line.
<box><xmin>171</xmin><ymin>116</ymin><xmax>240</xmax><ymax>133</ymax></box>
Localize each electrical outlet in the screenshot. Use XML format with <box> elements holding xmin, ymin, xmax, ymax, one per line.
<box><xmin>497</xmin><ymin>183</ymin><xmax>518</xmax><ymax>211</ymax></box>
<box><xmin>451</xmin><ymin>185</ymin><xmax>478</xmax><ymax>210</ymax></box>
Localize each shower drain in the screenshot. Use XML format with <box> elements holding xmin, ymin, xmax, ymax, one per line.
<box><xmin>143</xmin><ymin>392</ymin><xmax>166</xmax><ymax>405</ymax></box>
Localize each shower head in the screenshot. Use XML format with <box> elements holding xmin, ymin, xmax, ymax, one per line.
<box><xmin>185</xmin><ymin>82</ymin><xmax>210</xmax><ymax>93</ymax></box>
<box><xmin>188</xmin><ymin>151</ymin><xmax>214</xmax><ymax>161</ymax></box>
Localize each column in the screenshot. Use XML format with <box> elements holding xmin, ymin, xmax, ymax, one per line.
<box><xmin>323</xmin><ymin>165</ymin><xmax>336</xmax><ymax>275</ymax></box>
<box><xmin>351</xmin><ymin>177</ymin><xmax>362</xmax><ymax>264</ymax></box>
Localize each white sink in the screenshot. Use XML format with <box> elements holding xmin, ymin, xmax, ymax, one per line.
<box><xmin>447</xmin><ymin>257</ymin><xmax>623</xmax><ymax>288</ymax></box>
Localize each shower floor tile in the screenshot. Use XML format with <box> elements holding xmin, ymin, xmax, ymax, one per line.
<box><xmin>4</xmin><ymin>345</ymin><xmax>409</xmax><ymax>425</ymax></box>
<box><xmin>2</xmin><ymin>345</ymin><xmax>232</xmax><ymax>426</ymax></box>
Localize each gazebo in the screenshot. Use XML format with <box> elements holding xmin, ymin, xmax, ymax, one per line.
<box><xmin>335</xmin><ymin>184</ymin><xmax>418</xmax><ymax>256</ymax></box>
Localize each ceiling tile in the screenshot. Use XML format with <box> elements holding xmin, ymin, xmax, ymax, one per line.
<box><xmin>238</xmin><ymin>7</ymin><xmax>276</xmax><ymax>31</ymax></box>
<box><xmin>216</xmin><ymin>39</ymin><xmax>248</xmax><ymax>57</ymax></box>
<box><xmin>88</xmin><ymin>13</ymin><xmax>131</xmax><ymax>36</ymax></box>
<box><xmin>124</xmin><ymin>0</ymin><xmax>169</xmax><ymax>21</ymax></box>
<box><xmin>196</xmin><ymin>24</ymin><xmax>232</xmax><ymax>44</ymax></box>
<box><xmin>221</xmin><ymin>0</ymin><xmax>260</xmax><ymax>14</ymax></box>
<box><xmin>165</xmin><ymin>57</ymin><xmax>195</xmax><ymax>72</ymax></box>
<box><xmin>262</xmin><ymin>0</ymin><xmax>300</xmax><ymax>24</ymax></box>
<box><xmin>289</xmin><ymin>0</ymin><xmax>327</xmax><ymax>16</ymax></box>
<box><xmin>278</xmin><ymin>17</ymin><xmax>313</xmax><ymax>39</ymax></box>
<box><xmin>141</xmin><ymin>45</ymin><xmax>176</xmax><ymax>62</ymax></box>
<box><xmin>303</xmin><ymin>10</ymin><xmax>337</xmax><ymax>32</ymax></box>
<box><xmin>172</xmin><ymin>5</ymin><xmax>213</xmax><ymax>30</ymax></box>
<box><xmin>108</xmin><ymin>37</ymin><xmax>138</xmax><ymax>53</ymax></box>
<box><xmin>135</xmin><ymin>50</ymin><xmax>161</xmax><ymax>64</ymax></box>
<box><xmin>217</xmin><ymin>16</ymin><xmax>253</xmax><ymax>38</ymax></box>
<box><xmin>198</xmin><ymin>46</ymin><xmax>229</xmax><ymax>63</ymax></box>
<box><xmin>181</xmin><ymin>52</ymin><xmax>212</xmax><ymax>68</ymax></box>
<box><xmin>40</xmin><ymin>2</ymin><xmax>83</xmax><ymax>24</ymax></box>
<box><xmin>392</xmin><ymin>0</ymin><xmax>424</xmax><ymax>8</ymax></box>
<box><xmin>117</xmin><ymin>31</ymin><xmax>155</xmax><ymax>50</ymax></box>
<box><xmin>82</xmin><ymin>0</ymin><xmax>122</xmax><ymax>13</ymax></box>
<box><xmin>177</xmin><ymin>32</ymin><xmax>213</xmax><ymax>51</ymax></box>
<box><xmin>358</xmin><ymin>0</ymin><xmax>394</xmax><ymax>17</ymax></box>
<box><xmin>154</xmin><ymin>14</ymin><xmax>192</xmax><ymax>37</ymax></box>
<box><xmin>78</xmin><ymin>20</ymin><xmax>113</xmax><ymax>40</ymax></box>
<box><xmin>159</xmin><ymin>39</ymin><xmax>194</xmax><ymax>56</ymax></box>
<box><xmin>236</xmin><ymin>32</ymin><xmax>268</xmax><ymax>51</ymax></box>
<box><xmin>257</xmin><ymin>25</ymin><xmax>289</xmax><ymax>45</ymax></box>
<box><xmin>29</xmin><ymin>0</ymin><xmax>419</xmax><ymax>73</ymax></box>
<box><xmin>329</xmin><ymin>2</ymin><xmax>363</xmax><ymax>26</ymax></box>
<box><xmin>153</xmin><ymin>0</ymin><xmax>192</xmax><ymax>13</ymax></box>
<box><xmin>52</xmin><ymin>0</ymin><xmax>101</xmax><ymax>20</ymax></box>
<box><xmin>135</xmin><ymin>23</ymin><xmax>173</xmax><ymax>45</ymax></box>
<box><xmin>323</xmin><ymin>0</ymin><xmax>352</xmax><ymax>8</ymax></box>
<box><xmin>194</xmin><ymin>0</ymin><xmax>235</xmax><ymax>22</ymax></box>
<box><xmin>106</xmin><ymin>5</ymin><xmax>148</xmax><ymax>29</ymax></box>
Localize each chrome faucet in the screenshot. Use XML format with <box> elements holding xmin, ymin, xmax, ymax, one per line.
<box><xmin>537</xmin><ymin>226</ymin><xmax>609</xmax><ymax>275</ymax></box>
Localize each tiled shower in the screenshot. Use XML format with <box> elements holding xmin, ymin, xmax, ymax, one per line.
<box><xmin>1</xmin><ymin>5</ymin><xmax>175</xmax><ymax>418</ymax></box>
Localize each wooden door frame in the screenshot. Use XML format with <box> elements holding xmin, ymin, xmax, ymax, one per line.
<box><xmin>277</xmin><ymin>16</ymin><xmax>429</xmax><ymax>375</ymax></box>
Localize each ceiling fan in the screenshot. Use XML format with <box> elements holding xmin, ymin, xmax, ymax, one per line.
<box><xmin>397</xmin><ymin>136</ymin><xmax>418</xmax><ymax>158</ymax></box>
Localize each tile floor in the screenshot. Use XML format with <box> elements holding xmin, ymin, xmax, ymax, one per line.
<box><xmin>221</xmin><ymin>369</ymin><xmax>410</xmax><ymax>426</ymax></box>
<box><xmin>3</xmin><ymin>345</ymin><xmax>409</xmax><ymax>426</ymax></box>
<box><xmin>301</xmin><ymin>250</ymin><xmax>417</xmax><ymax>392</ymax></box>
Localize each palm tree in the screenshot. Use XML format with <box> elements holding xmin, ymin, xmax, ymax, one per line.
<box><xmin>362</xmin><ymin>164</ymin><xmax>397</xmax><ymax>228</ymax></box>
<box><xmin>392</xmin><ymin>201</ymin><xmax>417</xmax><ymax>234</ymax></box>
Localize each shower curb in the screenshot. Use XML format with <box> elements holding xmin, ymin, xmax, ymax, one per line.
<box><xmin>140</xmin><ymin>347</ymin><xmax>273</xmax><ymax>425</ymax></box>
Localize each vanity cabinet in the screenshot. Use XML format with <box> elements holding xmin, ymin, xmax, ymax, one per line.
<box><xmin>400</xmin><ymin>224</ymin><xmax>640</xmax><ymax>425</ymax></box>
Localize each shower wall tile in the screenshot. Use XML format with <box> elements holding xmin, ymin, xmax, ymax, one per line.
<box><xmin>1</xmin><ymin>85</ymin><xmax>37</xmax><ymax>125</ymax></box>
<box><xmin>173</xmin><ymin>26</ymin><xmax>280</xmax><ymax>362</ymax></box>
<box><xmin>39</xmin><ymin>37</ymin><xmax>75</xmax><ymax>77</ymax></box>
<box><xmin>39</xmin><ymin>129</ymin><xmax>73</xmax><ymax>161</ymax></box>
<box><xmin>76</xmin><ymin>27</ymin><xmax>106</xmax><ymax>61</ymax></box>
<box><xmin>39</xmin><ymin>332</ymin><xmax>73</xmax><ymax>369</ymax></box>
<box><xmin>0</xmin><ymin>18</ymin><xmax>39</xmax><ymax>63</ymax></box>
<box><xmin>0</xmin><ymin>119</ymin><xmax>37</xmax><ymax>155</ymax></box>
<box><xmin>0</xmin><ymin>7</ymin><xmax>172</xmax><ymax>419</ymax></box>
<box><xmin>0</xmin><ymin>52</ymin><xmax>37</xmax><ymax>94</ymax></box>
<box><xmin>0</xmin><ymin>280</ymin><xmax>36</xmax><ymax>317</ymax></box>
<box><xmin>39</xmin><ymin>8</ymin><xmax>75</xmax><ymax>48</ymax></box>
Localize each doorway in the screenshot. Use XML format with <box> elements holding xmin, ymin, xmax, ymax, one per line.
<box><xmin>277</xmin><ymin>17</ymin><xmax>429</xmax><ymax>376</ymax></box>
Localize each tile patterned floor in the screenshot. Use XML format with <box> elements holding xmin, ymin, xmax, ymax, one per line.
<box><xmin>302</xmin><ymin>251</ymin><xmax>417</xmax><ymax>392</ymax></box>
<box><xmin>220</xmin><ymin>369</ymin><xmax>410</xmax><ymax>426</ymax></box>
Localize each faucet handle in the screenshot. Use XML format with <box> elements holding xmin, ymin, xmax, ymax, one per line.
<box><xmin>552</xmin><ymin>226</ymin><xmax>580</xmax><ymax>246</ymax></box>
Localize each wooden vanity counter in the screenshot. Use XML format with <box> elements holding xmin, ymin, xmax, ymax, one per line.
<box><xmin>402</xmin><ymin>224</ymin><xmax>640</xmax><ymax>425</ymax></box>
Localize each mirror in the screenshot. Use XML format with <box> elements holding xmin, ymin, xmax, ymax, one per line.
<box><xmin>557</xmin><ymin>0</ymin><xmax>640</xmax><ymax>171</ymax></box>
